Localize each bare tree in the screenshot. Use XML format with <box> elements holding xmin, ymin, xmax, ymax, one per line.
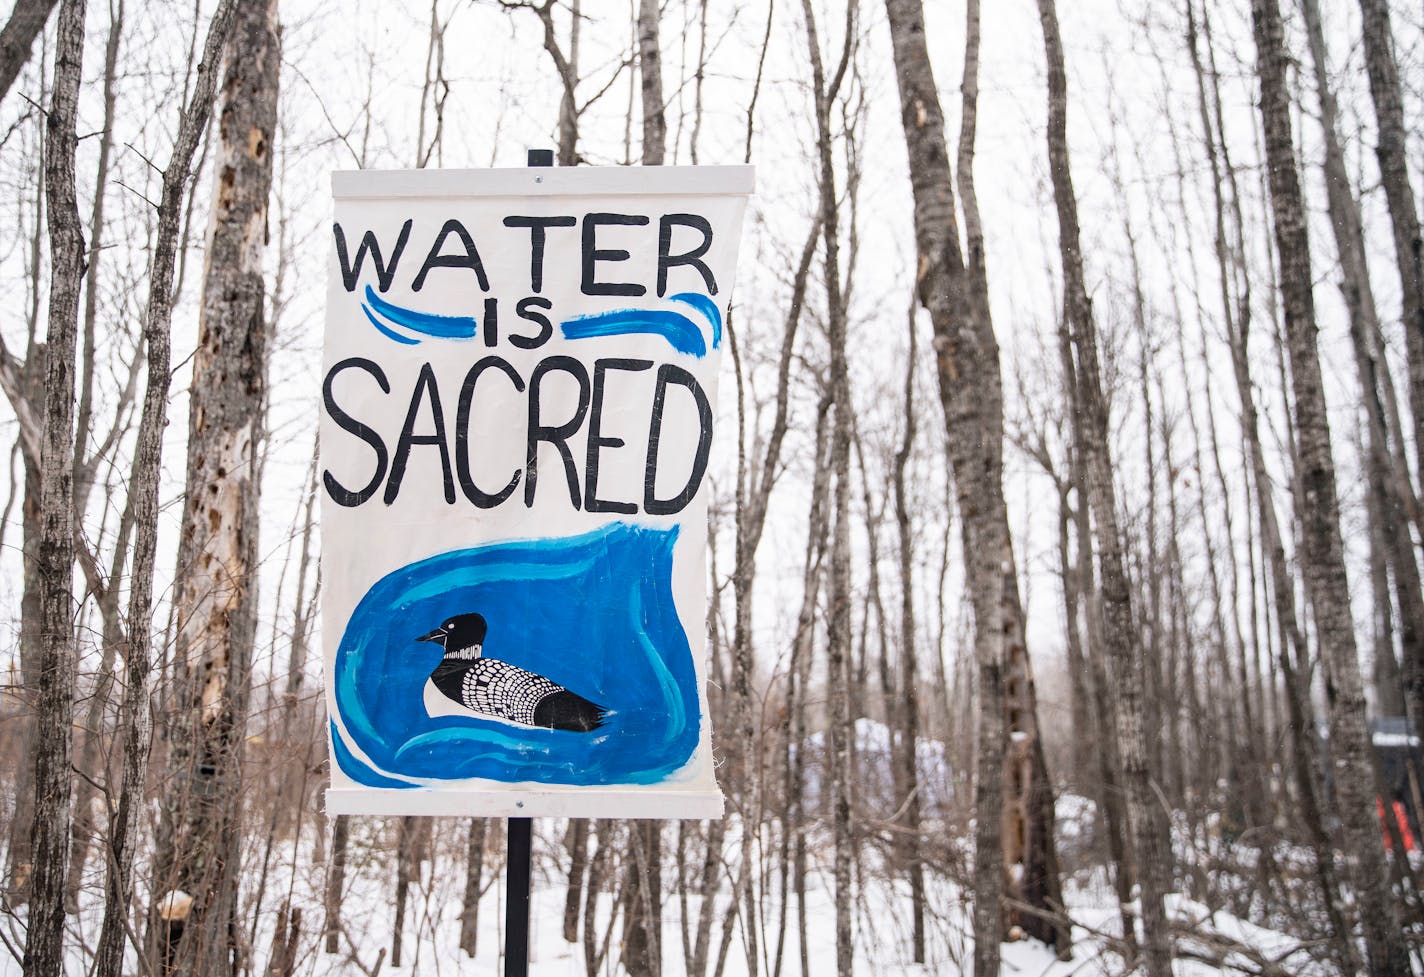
<box><xmin>1034</xmin><ymin>2</ymin><xmax>1172</xmax><ymax>974</ymax></box>
<box><xmin>799</xmin><ymin>1</ymin><xmax>857</xmax><ymax>973</ymax></box>
<box><xmin>149</xmin><ymin>1</ymin><xmax>279</xmax><ymax>973</ymax></box>
<box><xmin>1184</xmin><ymin>0</ymin><xmax>1357</xmax><ymax>965</ymax></box>
<box><xmin>22</xmin><ymin>0</ymin><xmax>86</xmax><ymax>971</ymax></box>
<box><xmin>1355</xmin><ymin>0</ymin><xmax>1424</xmax><ymax>498</ymax></box>
<box><xmin>92</xmin><ymin>2</ymin><xmax>239</xmax><ymax>974</ymax></box>
<box><xmin>1249</xmin><ymin>0</ymin><xmax>1410</xmax><ymax>972</ymax></box>
<box><xmin>1353</xmin><ymin>0</ymin><xmax>1424</xmax><ymax>727</ymax></box>
<box><xmin>890</xmin><ymin>295</ymin><xmax>925</xmax><ymax>962</ymax></box>
<box><xmin>883</xmin><ymin>0</ymin><xmax>1066</xmax><ymax>968</ymax></box>
<box><xmin>1294</xmin><ymin>0</ymin><xmax>1421</xmax><ymax>727</ymax></box>
<box><xmin>64</xmin><ymin>0</ymin><xmax>127</xmax><ymax>911</ymax></box>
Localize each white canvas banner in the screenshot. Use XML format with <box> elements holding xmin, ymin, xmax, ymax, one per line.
<box><xmin>321</xmin><ymin>166</ymin><xmax>753</xmax><ymax>818</ymax></box>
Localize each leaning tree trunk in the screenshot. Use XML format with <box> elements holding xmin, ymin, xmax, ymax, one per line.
<box><xmin>1034</xmin><ymin>1</ymin><xmax>1171</xmax><ymax>974</ymax></box>
<box><xmin>883</xmin><ymin>0</ymin><xmax>1067</xmax><ymax>967</ymax></box>
<box><xmin>150</xmin><ymin>2</ymin><xmax>279</xmax><ymax>974</ymax></box>
<box><xmin>959</xmin><ymin>1</ymin><xmax>1065</xmax><ymax>951</ymax></box>
<box><xmin>22</xmin><ymin>0</ymin><xmax>85</xmax><ymax>972</ymax></box>
<box><xmin>0</xmin><ymin>0</ymin><xmax>57</xmax><ymax>105</ymax></box>
<box><xmin>1249</xmin><ymin>0</ymin><xmax>1410</xmax><ymax>972</ymax></box>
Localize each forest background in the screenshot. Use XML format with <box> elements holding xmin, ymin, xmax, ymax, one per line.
<box><xmin>0</xmin><ymin>0</ymin><xmax>1422</xmax><ymax>974</ymax></box>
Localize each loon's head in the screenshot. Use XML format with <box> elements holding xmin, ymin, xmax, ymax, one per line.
<box><xmin>417</xmin><ymin>613</ymin><xmax>488</xmax><ymax>660</ymax></box>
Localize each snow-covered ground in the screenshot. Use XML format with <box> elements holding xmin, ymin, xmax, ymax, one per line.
<box><xmin>0</xmin><ymin>805</ymin><xmax>1349</xmax><ymax>976</ymax></box>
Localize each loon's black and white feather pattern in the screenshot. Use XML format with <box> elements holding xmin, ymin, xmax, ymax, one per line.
<box><xmin>418</xmin><ymin>613</ymin><xmax>607</xmax><ymax>733</ymax></box>
<box><xmin>451</xmin><ymin>657</ymin><xmax>561</xmax><ymax>726</ymax></box>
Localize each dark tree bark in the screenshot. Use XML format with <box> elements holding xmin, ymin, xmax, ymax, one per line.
<box><xmin>767</xmin><ymin>390</ymin><xmax>831</xmax><ymax>977</ymax></box>
<box><xmin>0</xmin><ymin>0</ymin><xmax>57</xmax><ymax>104</ymax></box>
<box><xmin>93</xmin><ymin>3</ymin><xmax>239</xmax><ymax>975</ymax></box>
<box><xmin>0</xmin><ymin>38</ymin><xmax>49</xmax><ymax>910</ymax></box>
<box><xmin>1034</xmin><ymin>2</ymin><xmax>1171</xmax><ymax>974</ymax></box>
<box><xmin>637</xmin><ymin>0</ymin><xmax>663</xmax><ymax>165</ymax></box>
<box><xmin>149</xmin><ymin>2</ymin><xmax>278</xmax><ymax>974</ymax></box>
<box><xmin>392</xmin><ymin>817</ymin><xmax>414</xmax><ymax>967</ymax></box>
<box><xmin>323</xmin><ymin>815</ymin><xmax>350</xmax><ymax>954</ymax></box>
<box><xmin>563</xmin><ymin>819</ymin><xmax>588</xmax><ymax>944</ymax></box>
<box><xmin>1249</xmin><ymin>0</ymin><xmax>1410</xmax><ymax>972</ymax></box>
<box><xmin>460</xmin><ymin>819</ymin><xmax>486</xmax><ymax>956</ymax></box>
<box><xmin>621</xmin><ymin>821</ymin><xmax>662</xmax><ymax>977</ymax></box>
<box><xmin>5</xmin><ymin>361</ymin><xmax>41</xmax><ymax>904</ymax></box>
<box><xmin>2</xmin><ymin>181</ymin><xmax>45</xmax><ymax>899</ymax></box>
<box><xmin>22</xmin><ymin>0</ymin><xmax>85</xmax><ymax>971</ymax></box>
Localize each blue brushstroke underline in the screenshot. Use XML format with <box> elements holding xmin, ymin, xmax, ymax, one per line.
<box><xmin>362</xmin><ymin>284</ymin><xmax>479</xmax><ymax>342</ymax></box>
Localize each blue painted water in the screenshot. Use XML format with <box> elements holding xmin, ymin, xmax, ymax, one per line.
<box><xmin>331</xmin><ymin>522</ymin><xmax>701</xmax><ymax>787</ymax></box>
<box><xmin>559</xmin><ymin>293</ymin><xmax>722</xmax><ymax>357</ymax></box>
<box><xmin>357</xmin><ymin>286</ymin><xmax>722</xmax><ymax>354</ymax></box>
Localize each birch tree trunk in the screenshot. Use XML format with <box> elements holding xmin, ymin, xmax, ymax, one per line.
<box><xmin>93</xmin><ymin>4</ymin><xmax>237</xmax><ymax>975</ymax></box>
<box><xmin>151</xmin><ymin>2</ymin><xmax>279</xmax><ymax>973</ymax></box>
<box><xmin>637</xmin><ymin>0</ymin><xmax>663</xmax><ymax>166</ymax></box>
<box><xmin>1249</xmin><ymin>0</ymin><xmax>1410</xmax><ymax>971</ymax></box>
<box><xmin>883</xmin><ymin>0</ymin><xmax>1065</xmax><ymax>967</ymax></box>
<box><xmin>22</xmin><ymin>0</ymin><xmax>85</xmax><ymax>971</ymax></box>
<box><xmin>1034</xmin><ymin>1</ymin><xmax>1171</xmax><ymax>973</ymax></box>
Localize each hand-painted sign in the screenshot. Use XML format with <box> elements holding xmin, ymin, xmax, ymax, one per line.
<box><xmin>322</xmin><ymin>166</ymin><xmax>752</xmax><ymax>818</ymax></box>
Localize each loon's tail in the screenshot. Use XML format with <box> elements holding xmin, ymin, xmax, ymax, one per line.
<box><xmin>533</xmin><ymin>690</ymin><xmax>608</xmax><ymax>732</ymax></box>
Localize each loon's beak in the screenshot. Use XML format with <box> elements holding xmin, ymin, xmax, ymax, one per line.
<box><xmin>416</xmin><ymin>626</ymin><xmax>447</xmax><ymax>644</ymax></box>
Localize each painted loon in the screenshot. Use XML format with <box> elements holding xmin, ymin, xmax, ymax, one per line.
<box><xmin>417</xmin><ymin>613</ymin><xmax>607</xmax><ymax>732</ymax></box>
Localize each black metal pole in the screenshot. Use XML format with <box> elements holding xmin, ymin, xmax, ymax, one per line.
<box><xmin>502</xmin><ymin>149</ymin><xmax>550</xmax><ymax>977</ymax></box>
<box><xmin>504</xmin><ymin>816</ymin><xmax>532</xmax><ymax>977</ymax></box>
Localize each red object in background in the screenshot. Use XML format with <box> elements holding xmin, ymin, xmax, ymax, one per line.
<box><xmin>1379</xmin><ymin>797</ymin><xmax>1416</xmax><ymax>851</ymax></box>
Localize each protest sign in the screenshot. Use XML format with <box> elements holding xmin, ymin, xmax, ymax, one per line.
<box><xmin>321</xmin><ymin>166</ymin><xmax>752</xmax><ymax>818</ymax></box>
